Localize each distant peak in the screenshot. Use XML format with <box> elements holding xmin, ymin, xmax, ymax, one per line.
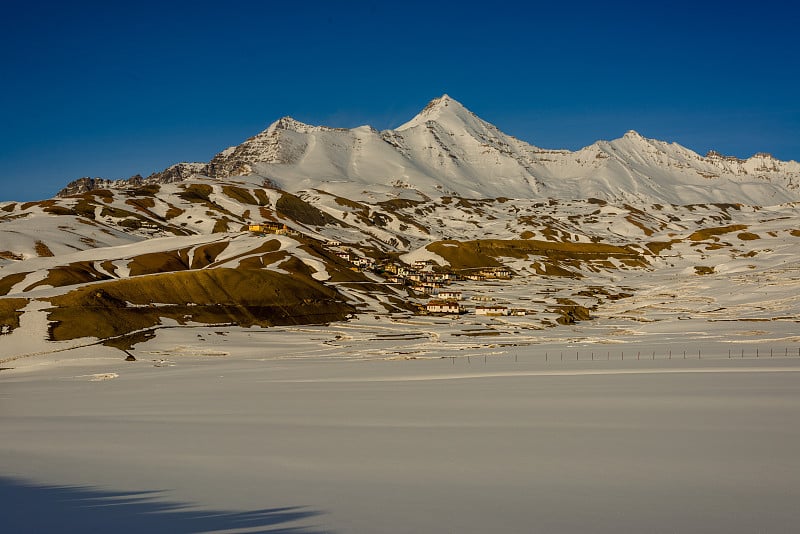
<box><xmin>623</xmin><ymin>130</ymin><xmax>644</xmax><ymax>139</ymax></box>
<box><xmin>395</xmin><ymin>94</ymin><xmax>476</xmax><ymax>131</ymax></box>
<box><xmin>420</xmin><ymin>94</ymin><xmax>463</xmax><ymax>113</ymax></box>
<box><xmin>275</xmin><ymin>116</ymin><xmax>311</xmax><ymax>130</ymax></box>
<box><xmin>264</xmin><ymin>116</ymin><xmax>316</xmax><ymax>134</ymax></box>
<box><xmin>424</xmin><ymin>93</ymin><xmax>453</xmax><ymax>107</ymax></box>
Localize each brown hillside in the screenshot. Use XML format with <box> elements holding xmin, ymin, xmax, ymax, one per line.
<box><xmin>427</xmin><ymin>239</ymin><xmax>646</xmax><ymax>270</ymax></box>
<box><xmin>0</xmin><ymin>298</ymin><xmax>28</xmax><ymax>334</ymax></box>
<box><xmin>46</xmin><ymin>268</ymin><xmax>355</xmax><ymax>342</ymax></box>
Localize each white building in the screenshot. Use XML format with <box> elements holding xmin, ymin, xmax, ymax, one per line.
<box><xmin>475</xmin><ymin>305</ymin><xmax>509</xmax><ymax>316</ymax></box>
<box><xmin>426</xmin><ymin>300</ymin><xmax>461</xmax><ymax>314</ymax></box>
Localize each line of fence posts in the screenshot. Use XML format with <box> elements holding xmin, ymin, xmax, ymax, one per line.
<box><xmin>455</xmin><ymin>346</ymin><xmax>799</xmax><ymax>364</ymax></box>
<box><xmin>529</xmin><ymin>346</ymin><xmax>800</xmax><ymax>363</ymax></box>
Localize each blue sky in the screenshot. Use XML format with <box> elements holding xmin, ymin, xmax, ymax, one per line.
<box><xmin>1</xmin><ymin>0</ymin><xmax>798</xmax><ymax>201</ymax></box>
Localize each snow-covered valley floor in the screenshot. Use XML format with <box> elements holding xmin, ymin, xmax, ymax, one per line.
<box><xmin>3</xmin><ymin>320</ymin><xmax>800</xmax><ymax>533</ymax></box>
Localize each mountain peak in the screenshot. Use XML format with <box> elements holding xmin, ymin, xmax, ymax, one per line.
<box><xmin>269</xmin><ymin>116</ymin><xmax>315</xmax><ymax>133</ymax></box>
<box><xmin>395</xmin><ymin>94</ymin><xmax>478</xmax><ymax>131</ymax></box>
<box><xmin>422</xmin><ymin>93</ymin><xmax>455</xmax><ymax>109</ymax></box>
<box><xmin>623</xmin><ymin>130</ymin><xmax>645</xmax><ymax>140</ymax></box>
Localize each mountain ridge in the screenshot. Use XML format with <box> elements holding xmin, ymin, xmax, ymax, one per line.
<box><xmin>56</xmin><ymin>96</ymin><xmax>800</xmax><ymax>205</ymax></box>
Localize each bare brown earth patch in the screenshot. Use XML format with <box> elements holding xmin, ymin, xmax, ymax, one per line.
<box><xmin>253</xmin><ymin>189</ymin><xmax>271</xmax><ymax>207</ymax></box>
<box><xmin>0</xmin><ymin>273</ymin><xmax>29</xmax><ymax>296</ymax></box>
<box><xmin>34</xmin><ymin>241</ymin><xmax>54</xmax><ymax>257</ymax></box>
<box><xmin>125</xmin><ymin>197</ymin><xmax>160</xmax><ymax>220</ymax></box>
<box><xmin>164</xmin><ymin>205</ymin><xmax>184</xmax><ymax>219</ymax></box>
<box><xmin>190</xmin><ymin>242</ymin><xmax>230</xmax><ymax>269</ymax></box>
<box><xmin>46</xmin><ymin>268</ymin><xmax>355</xmax><ymax>342</ymax></box>
<box><xmin>132</xmin><ymin>184</ymin><xmax>161</xmax><ymax>196</ymax></box>
<box><xmin>128</xmin><ymin>250</ymin><xmax>190</xmax><ymax>277</ymax></box>
<box><xmin>694</xmin><ymin>266</ymin><xmax>715</xmax><ymax>275</ymax></box>
<box><xmin>177</xmin><ymin>184</ymin><xmax>239</xmax><ymax>220</ymax></box>
<box><xmin>624</xmin><ymin>215</ymin><xmax>655</xmax><ymax>236</ymax></box>
<box><xmin>208</xmin><ymin>240</ymin><xmax>282</xmax><ymax>268</ymax></box>
<box><xmin>177</xmin><ymin>183</ymin><xmax>213</xmax><ymax>204</ymax></box>
<box><xmin>0</xmin><ymin>298</ymin><xmax>28</xmax><ymax>334</ymax></box>
<box><xmin>737</xmin><ymin>232</ymin><xmax>760</xmax><ymax>240</ymax></box>
<box><xmin>427</xmin><ymin>239</ymin><xmax>646</xmax><ymax>271</ymax></box>
<box><xmin>222</xmin><ymin>185</ymin><xmax>258</xmax><ymax>205</ymax></box>
<box><xmin>646</xmin><ymin>240</ymin><xmax>680</xmax><ymax>254</ymax></box>
<box><xmin>24</xmin><ymin>262</ymin><xmax>113</xmax><ymax>291</ymax></box>
<box><xmin>100</xmin><ymin>260</ymin><xmax>118</xmax><ymax>277</ymax></box>
<box><xmin>0</xmin><ymin>250</ymin><xmax>24</xmax><ymax>261</ymax></box>
<box><xmin>276</xmin><ymin>193</ymin><xmax>339</xmax><ymax>227</ymax></box>
<box><xmin>532</xmin><ymin>262</ymin><xmax>577</xmax><ymax>277</ymax></box>
<box><xmin>550</xmin><ymin>304</ymin><xmax>593</xmax><ymax>325</ymax></box>
<box><xmin>212</xmin><ymin>219</ymin><xmax>230</xmax><ymax>233</ymax></box>
<box><xmin>689</xmin><ymin>225</ymin><xmax>748</xmax><ymax>241</ymax></box>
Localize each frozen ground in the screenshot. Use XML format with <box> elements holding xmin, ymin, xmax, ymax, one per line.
<box><xmin>3</xmin><ymin>322</ymin><xmax>800</xmax><ymax>533</ymax></box>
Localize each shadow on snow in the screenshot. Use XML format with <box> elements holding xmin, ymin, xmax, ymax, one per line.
<box><xmin>0</xmin><ymin>476</ymin><xmax>329</xmax><ymax>533</ymax></box>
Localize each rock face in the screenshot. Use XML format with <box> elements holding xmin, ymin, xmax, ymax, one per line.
<box><xmin>146</xmin><ymin>163</ymin><xmax>208</xmax><ymax>185</ymax></box>
<box><xmin>57</xmin><ymin>164</ymin><xmax>207</xmax><ymax>197</ymax></box>
<box><xmin>56</xmin><ymin>95</ymin><xmax>800</xmax><ymax>204</ymax></box>
<box><xmin>58</xmin><ymin>176</ymin><xmax>140</xmax><ymax>197</ymax></box>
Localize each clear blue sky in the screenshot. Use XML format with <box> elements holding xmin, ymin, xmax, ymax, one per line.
<box><xmin>2</xmin><ymin>0</ymin><xmax>798</xmax><ymax>201</ymax></box>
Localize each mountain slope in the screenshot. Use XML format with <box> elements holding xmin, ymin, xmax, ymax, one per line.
<box><xmin>56</xmin><ymin>95</ymin><xmax>800</xmax><ymax>205</ymax></box>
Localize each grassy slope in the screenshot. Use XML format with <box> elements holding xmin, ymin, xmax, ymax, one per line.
<box><xmin>46</xmin><ymin>268</ymin><xmax>355</xmax><ymax>342</ymax></box>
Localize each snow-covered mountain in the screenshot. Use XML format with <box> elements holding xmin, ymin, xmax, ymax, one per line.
<box><xmin>58</xmin><ymin>95</ymin><xmax>800</xmax><ymax>205</ymax></box>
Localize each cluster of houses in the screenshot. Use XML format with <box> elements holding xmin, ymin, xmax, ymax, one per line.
<box><xmin>247</xmin><ymin>223</ymin><xmax>524</xmax><ymax>318</ymax></box>
<box><xmin>332</xmin><ymin>249</ymin><xmax>376</xmax><ymax>271</ymax></box>
<box><xmin>382</xmin><ymin>260</ymin><xmax>523</xmax><ymax>317</ymax></box>
<box><xmin>248</xmin><ymin>222</ymin><xmax>299</xmax><ymax>236</ymax></box>
<box><xmin>423</xmin><ymin>301</ymin><xmax>526</xmax><ymax>316</ymax></box>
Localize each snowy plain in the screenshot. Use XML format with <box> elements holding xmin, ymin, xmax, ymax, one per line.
<box><xmin>3</xmin><ymin>312</ymin><xmax>800</xmax><ymax>533</ymax></box>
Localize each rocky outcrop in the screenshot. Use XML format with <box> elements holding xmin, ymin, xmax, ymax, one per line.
<box><xmin>145</xmin><ymin>162</ymin><xmax>207</xmax><ymax>184</ymax></box>
<box><xmin>57</xmin><ymin>163</ymin><xmax>206</xmax><ymax>197</ymax></box>
<box><xmin>57</xmin><ymin>176</ymin><xmax>140</xmax><ymax>197</ymax></box>
<box><xmin>207</xmin><ymin>117</ymin><xmax>314</xmax><ymax>179</ymax></box>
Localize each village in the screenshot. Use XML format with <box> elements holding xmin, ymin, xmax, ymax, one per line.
<box><xmin>378</xmin><ymin>259</ymin><xmax>522</xmax><ymax>317</ymax></box>
<box><xmin>248</xmin><ymin>222</ymin><xmax>524</xmax><ymax>317</ymax></box>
